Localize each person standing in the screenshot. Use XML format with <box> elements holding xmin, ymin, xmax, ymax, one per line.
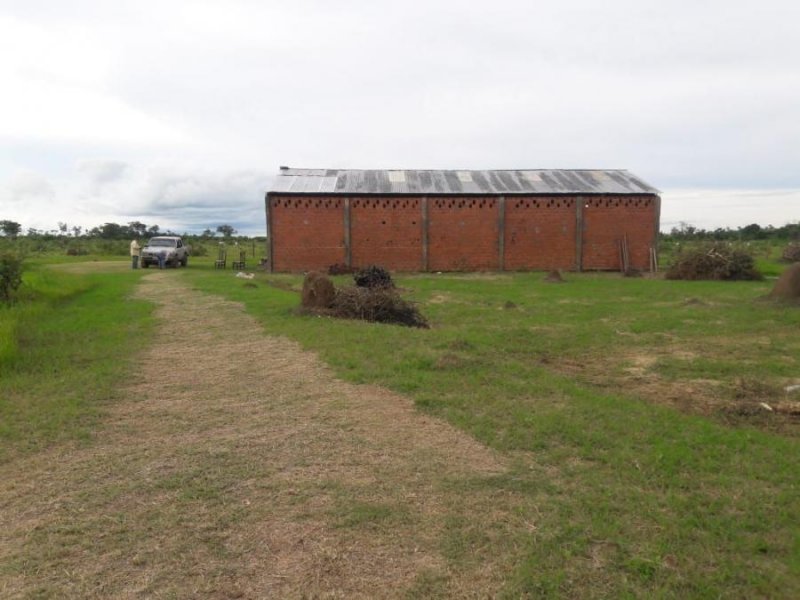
<box><xmin>130</xmin><ymin>239</ymin><xmax>140</xmax><ymax>269</ymax></box>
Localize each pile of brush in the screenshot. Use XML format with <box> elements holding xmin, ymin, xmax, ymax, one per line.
<box><xmin>300</xmin><ymin>266</ymin><xmax>428</xmax><ymax>328</ymax></box>
<box><xmin>665</xmin><ymin>243</ymin><xmax>763</xmax><ymax>281</ymax></box>
<box><xmin>353</xmin><ymin>265</ymin><xmax>394</xmax><ymax>289</ymax></box>
<box><xmin>781</xmin><ymin>243</ymin><xmax>800</xmax><ymax>263</ymax></box>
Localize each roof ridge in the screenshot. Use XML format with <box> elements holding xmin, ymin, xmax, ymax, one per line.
<box><xmin>269</xmin><ymin>168</ymin><xmax>659</xmax><ymax>194</ymax></box>
<box><xmin>278</xmin><ymin>168</ymin><xmax>632</xmax><ymax>172</ymax></box>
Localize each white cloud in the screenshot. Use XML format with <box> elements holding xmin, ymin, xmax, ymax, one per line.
<box><xmin>3</xmin><ymin>170</ymin><xmax>55</xmax><ymax>204</ymax></box>
<box><xmin>0</xmin><ymin>15</ymin><xmax>190</xmax><ymax>146</ymax></box>
<box><xmin>77</xmin><ymin>159</ymin><xmax>129</xmax><ymax>185</ymax></box>
<box><xmin>0</xmin><ymin>1</ymin><xmax>798</xmax><ymax>232</ymax></box>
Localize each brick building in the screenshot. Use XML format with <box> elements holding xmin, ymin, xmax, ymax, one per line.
<box><xmin>266</xmin><ymin>168</ymin><xmax>660</xmax><ymax>273</ymax></box>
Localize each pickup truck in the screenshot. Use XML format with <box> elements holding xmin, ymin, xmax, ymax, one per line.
<box><xmin>140</xmin><ymin>236</ymin><xmax>189</xmax><ymax>268</ymax></box>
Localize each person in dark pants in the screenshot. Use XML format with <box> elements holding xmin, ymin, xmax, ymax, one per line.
<box><xmin>130</xmin><ymin>239</ymin><xmax>140</xmax><ymax>269</ymax></box>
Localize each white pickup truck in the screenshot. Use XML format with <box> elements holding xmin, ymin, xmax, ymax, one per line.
<box><xmin>140</xmin><ymin>236</ymin><xmax>189</xmax><ymax>268</ymax></box>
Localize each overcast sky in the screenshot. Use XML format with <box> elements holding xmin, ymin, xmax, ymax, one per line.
<box><xmin>1</xmin><ymin>0</ymin><xmax>798</xmax><ymax>235</ymax></box>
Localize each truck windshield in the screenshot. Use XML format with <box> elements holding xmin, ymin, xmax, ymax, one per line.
<box><xmin>149</xmin><ymin>239</ymin><xmax>177</xmax><ymax>247</ymax></box>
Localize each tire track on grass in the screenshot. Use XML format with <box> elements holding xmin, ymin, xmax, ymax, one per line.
<box><xmin>0</xmin><ymin>271</ymin><xmax>526</xmax><ymax>598</ymax></box>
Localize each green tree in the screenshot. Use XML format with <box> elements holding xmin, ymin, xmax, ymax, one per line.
<box><xmin>128</xmin><ymin>221</ymin><xmax>148</xmax><ymax>237</ymax></box>
<box><xmin>96</xmin><ymin>223</ymin><xmax>127</xmax><ymax>239</ymax></box>
<box><xmin>216</xmin><ymin>224</ymin><xmax>236</xmax><ymax>238</ymax></box>
<box><xmin>739</xmin><ymin>223</ymin><xmax>765</xmax><ymax>240</ymax></box>
<box><xmin>0</xmin><ymin>220</ymin><xmax>22</xmax><ymax>239</ymax></box>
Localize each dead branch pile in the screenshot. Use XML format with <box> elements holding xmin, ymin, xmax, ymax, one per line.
<box><xmin>331</xmin><ymin>286</ymin><xmax>429</xmax><ymax>328</ymax></box>
<box><xmin>327</xmin><ymin>263</ymin><xmax>354</xmax><ymax>275</ymax></box>
<box><xmin>301</xmin><ymin>268</ymin><xmax>428</xmax><ymax>327</ymax></box>
<box><xmin>665</xmin><ymin>243</ymin><xmax>763</xmax><ymax>281</ymax></box>
<box><xmin>769</xmin><ymin>263</ymin><xmax>800</xmax><ymax>302</ymax></box>
<box><xmin>354</xmin><ymin>265</ymin><xmax>394</xmax><ymax>289</ymax></box>
<box><xmin>782</xmin><ymin>243</ymin><xmax>800</xmax><ymax>263</ymax></box>
<box><xmin>301</xmin><ymin>271</ymin><xmax>336</xmax><ymax>308</ymax></box>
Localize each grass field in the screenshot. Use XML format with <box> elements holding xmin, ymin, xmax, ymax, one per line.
<box><xmin>0</xmin><ymin>259</ymin><xmax>153</xmax><ymax>462</ymax></box>
<box><xmin>184</xmin><ymin>262</ymin><xmax>800</xmax><ymax>597</ymax></box>
<box><xmin>2</xmin><ymin>255</ymin><xmax>799</xmax><ymax>597</ymax></box>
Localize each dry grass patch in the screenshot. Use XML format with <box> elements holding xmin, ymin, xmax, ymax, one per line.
<box><xmin>48</xmin><ymin>260</ymin><xmax>131</xmax><ymax>274</ymax></box>
<box><xmin>0</xmin><ymin>272</ymin><xmax>530</xmax><ymax>598</ymax></box>
<box><xmin>549</xmin><ymin>344</ymin><xmax>800</xmax><ymax>435</ymax></box>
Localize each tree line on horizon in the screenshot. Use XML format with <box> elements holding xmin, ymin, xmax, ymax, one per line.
<box><xmin>665</xmin><ymin>221</ymin><xmax>799</xmax><ymax>242</ymax></box>
<box><xmin>3</xmin><ymin>219</ymin><xmax>797</xmax><ymax>242</ymax></box>
<box><xmin>0</xmin><ymin>220</ymin><xmax>244</xmax><ymax>240</ymax></box>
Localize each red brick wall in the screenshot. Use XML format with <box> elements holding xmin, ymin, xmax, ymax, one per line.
<box><xmin>581</xmin><ymin>196</ymin><xmax>657</xmax><ymax>270</ymax></box>
<box><xmin>269</xmin><ymin>194</ymin><xmax>658</xmax><ymax>272</ymax></box>
<box><xmin>351</xmin><ymin>198</ymin><xmax>423</xmax><ymax>270</ymax></box>
<box><xmin>505</xmin><ymin>197</ymin><xmax>577</xmax><ymax>270</ymax></box>
<box><xmin>428</xmin><ymin>197</ymin><xmax>499</xmax><ymax>271</ymax></box>
<box><xmin>270</xmin><ymin>196</ymin><xmax>345</xmax><ymax>272</ymax></box>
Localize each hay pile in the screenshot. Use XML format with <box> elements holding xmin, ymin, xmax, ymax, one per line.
<box><xmin>301</xmin><ymin>271</ymin><xmax>336</xmax><ymax>309</ymax></box>
<box><xmin>782</xmin><ymin>243</ymin><xmax>800</xmax><ymax>263</ymax></box>
<box><xmin>300</xmin><ymin>269</ymin><xmax>428</xmax><ymax>328</ymax></box>
<box><xmin>769</xmin><ymin>263</ymin><xmax>800</xmax><ymax>303</ymax></box>
<box><xmin>665</xmin><ymin>243</ymin><xmax>763</xmax><ymax>281</ymax></box>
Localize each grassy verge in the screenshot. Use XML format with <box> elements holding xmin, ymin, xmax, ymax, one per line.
<box><xmin>183</xmin><ymin>265</ymin><xmax>800</xmax><ymax>598</ymax></box>
<box><xmin>0</xmin><ymin>261</ymin><xmax>153</xmax><ymax>462</ymax></box>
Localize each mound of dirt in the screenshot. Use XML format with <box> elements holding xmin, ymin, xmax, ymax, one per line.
<box><xmin>769</xmin><ymin>263</ymin><xmax>800</xmax><ymax>302</ymax></box>
<box><xmin>544</xmin><ymin>270</ymin><xmax>564</xmax><ymax>283</ymax></box>
<box><xmin>301</xmin><ymin>272</ymin><xmax>336</xmax><ymax>309</ymax></box>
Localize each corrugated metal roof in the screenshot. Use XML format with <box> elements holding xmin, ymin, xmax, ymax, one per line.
<box><xmin>269</xmin><ymin>169</ymin><xmax>659</xmax><ymax>195</ymax></box>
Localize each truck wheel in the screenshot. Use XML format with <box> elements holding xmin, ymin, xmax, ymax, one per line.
<box><xmin>142</xmin><ymin>262</ymin><xmax>149</xmax><ymax>269</ymax></box>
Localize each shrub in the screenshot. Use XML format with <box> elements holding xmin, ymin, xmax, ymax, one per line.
<box><xmin>188</xmin><ymin>244</ymin><xmax>208</xmax><ymax>257</ymax></box>
<box><xmin>665</xmin><ymin>243</ymin><xmax>763</xmax><ymax>281</ymax></box>
<box><xmin>65</xmin><ymin>245</ymin><xmax>88</xmax><ymax>256</ymax></box>
<box><xmin>354</xmin><ymin>265</ymin><xmax>394</xmax><ymax>289</ymax></box>
<box><xmin>0</xmin><ymin>251</ymin><xmax>24</xmax><ymax>302</ymax></box>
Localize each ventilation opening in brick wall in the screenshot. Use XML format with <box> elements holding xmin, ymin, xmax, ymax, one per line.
<box><xmin>512</xmin><ymin>198</ymin><xmax>574</xmax><ymax>209</ymax></box>
<box><xmin>274</xmin><ymin>198</ymin><xmax>340</xmax><ymax>209</ymax></box>
<box><xmin>433</xmin><ymin>199</ymin><xmax>492</xmax><ymax>209</ymax></box>
<box><xmin>351</xmin><ymin>199</ymin><xmax>417</xmax><ymax>209</ymax></box>
<box><xmin>585</xmin><ymin>198</ymin><xmax>651</xmax><ymax>209</ymax></box>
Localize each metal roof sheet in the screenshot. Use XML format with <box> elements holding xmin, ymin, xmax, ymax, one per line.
<box><xmin>269</xmin><ymin>169</ymin><xmax>659</xmax><ymax>195</ymax></box>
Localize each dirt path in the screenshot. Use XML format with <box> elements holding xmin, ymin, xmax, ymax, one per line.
<box><xmin>0</xmin><ymin>272</ymin><xmax>524</xmax><ymax>598</ymax></box>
